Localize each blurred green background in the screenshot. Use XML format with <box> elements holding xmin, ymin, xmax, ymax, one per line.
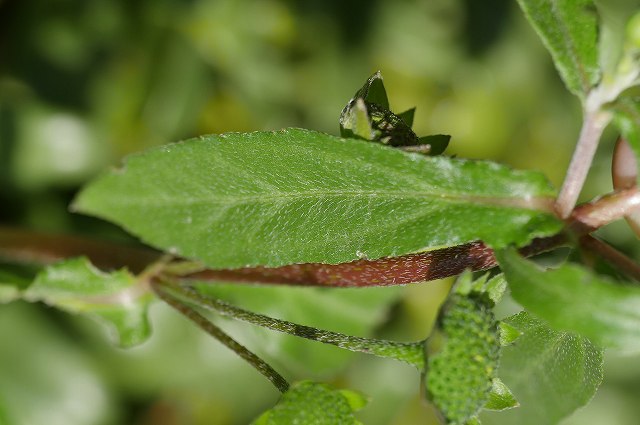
<box><xmin>1</xmin><ymin>0</ymin><xmax>639</xmax><ymax>424</ymax></box>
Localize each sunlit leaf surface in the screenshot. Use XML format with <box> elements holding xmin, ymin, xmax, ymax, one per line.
<box><xmin>74</xmin><ymin>129</ymin><xmax>560</xmax><ymax>269</ymax></box>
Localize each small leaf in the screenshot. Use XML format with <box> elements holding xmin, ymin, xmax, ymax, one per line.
<box><xmin>360</xmin><ymin>71</ymin><xmax>389</xmax><ymax>109</ymax></box>
<box><xmin>74</xmin><ymin>129</ymin><xmax>561</xmax><ymax>269</ymax></box>
<box><xmin>498</xmin><ymin>322</ymin><xmax>521</xmax><ymax>347</ymax></box>
<box><xmin>252</xmin><ymin>381</ymin><xmax>367</xmax><ymax>425</ymax></box>
<box><xmin>397</xmin><ymin>107</ymin><xmax>416</xmax><ymax>127</ymax></box>
<box><xmin>340</xmin><ymin>98</ymin><xmax>376</xmax><ymax>141</ymax></box>
<box><xmin>497</xmin><ymin>248</ymin><xmax>640</xmax><ymax>351</ymax></box>
<box><xmin>341</xmin><ymin>99</ymin><xmax>422</xmax><ymax>148</ymax></box>
<box><xmin>418</xmin><ymin>134</ymin><xmax>450</xmax><ymax>156</ymax></box>
<box><xmin>517</xmin><ymin>0</ymin><xmax>600</xmax><ymax>99</ymax></box>
<box><xmin>346</xmin><ymin>70</ymin><xmax>389</xmax><ymax>110</ymax></box>
<box><xmin>367</xmin><ymin>103</ymin><xmax>422</xmax><ymax>147</ymax></box>
<box><xmin>340</xmin><ymin>72</ymin><xmax>447</xmax><ymax>154</ymax></box>
<box><xmin>339</xmin><ymin>389</ymin><xmax>369</xmax><ymax>412</ymax></box>
<box><xmin>481</xmin><ymin>312</ymin><xmax>603</xmax><ymax>425</ymax></box>
<box><xmin>424</xmin><ymin>274</ymin><xmax>502</xmax><ymax>425</ymax></box>
<box><xmin>455</xmin><ymin>272</ymin><xmax>507</xmax><ymax>304</ymax></box>
<box><xmin>484</xmin><ymin>274</ymin><xmax>508</xmax><ymax>304</ymax></box>
<box><xmin>484</xmin><ymin>378</ymin><xmax>518</xmax><ymax>411</ymax></box>
<box><xmin>24</xmin><ymin>257</ymin><xmax>153</xmax><ymax>347</ymax></box>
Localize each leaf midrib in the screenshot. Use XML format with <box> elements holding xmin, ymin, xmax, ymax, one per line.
<box><xmin>119</xmin><ymin>189</ymin><xmax>554</xmax><ymax>212</ymax></box>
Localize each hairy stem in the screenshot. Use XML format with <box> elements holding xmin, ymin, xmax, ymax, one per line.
<box><xmin>0</xmin><ymin>226</ymin><xmax>160</xmax><ymax>273</ymax></box>
<box><xmin>556</xmin><ymin>109</ymin><xmax>611</xmax><ymax>219</ymax></box>
<box><xmin>569</xmin><ymin>188</ymin><xmax>640</xmax><ymax>231</ymax></box>
<box><xmin>183</xmin><ymin>235</ymin><xmax>568</xmax><ymax>288</ymax></box>
<box><xmin>612</xmin><ymin>138</ymin><xmax>640</xmax><ymax>238</ymax></box>
<box><xmin>580</xmin><ymin>235</ymin><xmax>640</xmax><ymax>283</ymax></box>
<box><xmin>152</xmin><ymin>280</ymin><xmax>290</xmax><ymax>393</ymax></box>
<box><xmin>159</xmin><ymin>280</ymin><xmax>426</xmax><ymax>370</ymax></box>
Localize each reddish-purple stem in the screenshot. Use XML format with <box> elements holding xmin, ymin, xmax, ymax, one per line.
<box><xmin>183</xmin><ymin>236</ymin><xmax>568</xmax><ymax>287</ymax></box>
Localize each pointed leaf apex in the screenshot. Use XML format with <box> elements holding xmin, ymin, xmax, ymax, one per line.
<box><xmin>483</xmin><ymin>378</ymin><xmax>519</xmax><ymax>411</ymax></box>
<box><xmin>499</xmin><ymin>321</ymin><xmax>522</xmax><ymax>346</ymax></box>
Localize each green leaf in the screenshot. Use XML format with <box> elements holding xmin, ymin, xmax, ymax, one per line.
<box><xmin>367</xmin><ymin>103</ymin><xmax>423</xmax><ymax>147</ymax></box>
<box><xmin>455</xmin><ymin>272</ymin><xmax>507</xmax><ymax>304</ymax></box>
<box><xmin>497</xmin><ymin>248</ymin><xmax>640</xmax><ymax>351</ymax></box>
<box><xmin>424</xmin><ymin>273</ymin><xmax>502</xmax><ymax>425</ymax></box>
<box><xmin>397</xmin><ymin>107</ymin><xmax>416</xmax><ymax>127</ymax></box>
<box><xmin>340</xmin><ymin>99</ymin><xmax>422</xmax><ymax>148</ymax></box>
<box><xmin>517</xmin><ymin>0</ymin><xmax>600</xmax><ymax>99</ymax></box>
<box><xmin>24</xmin><ymin>257</ymin><xmax>153</xmax><ymax>347</ymax></box>
<box><xmin>418</xmin><ymin>134</ymin><xmax>450</xmax><ymax>156</ymax></box>
<box><xmin>360</xmin><ymin>71</ymin><xmax>389</xmax><ymax>109</ymax></box>
<box><xmin>346</xmin><ymin>71</ymin><xmax>389</xmax><ymax>110</ymax></box>
<box><xmin>340</xmin><ymin>73</ymin><xmax>448</xmax><ymax>153</ymax></box>
<box><xmin>481</xmin><ymin>312</ymin><xmax>603</xmax><ymax>425</ymax></box>
<box><xmin>484</xmin><ymin>379</ymin><xmax>518</xmax><ymax>411</ymax></box>
<box><xmin>340</xmin><ymin>98</ymin><xmax>376</xmax><ymax>141</ymax></box>
<box><xmin>498</xmin><ymin>322</ymin><xmax>522</xmax><ymax>347</ymax></box>
<box><xmin>74</xmin><ymin>128</ymin><xmax>561</xmax><ymax>269</ymax></box>
<box><xmin>194</xmin><ymin>283</ymin><xmax>399</xmax><ymax>375</ymax></box>
<box><xmin>252</xmin><ymin>381</ymin><xmax>367</xmax><ymax>425</ymax></box>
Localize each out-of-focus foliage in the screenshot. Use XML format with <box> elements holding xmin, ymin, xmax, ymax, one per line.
<box><xmin>252</xmin><ymin>381</ymin><xmax>367</xmax><ymax>425</ymax></box>
<box><xmin>2</xmin><ymin>0</ymin><xmax>640</xmax><ymax>424</ymax></box>
<box><xmin>481</xmin><ymin>312</ymin><xmax>603</xmax><ymax>425</ymax></box>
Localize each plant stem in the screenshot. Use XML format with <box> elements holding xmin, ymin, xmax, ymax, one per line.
<box><xmin>0</xmin><ymin>225</ymin><xmax>160</xmax><ymax>273</ymax></box>
<box><xmin>152</xmin><ymin>280</ymin><xmax>290</xmax><ymax>393</ymax></box>
<box><xmin>556</xmin><ymin>109</ymin><xmax>611</xmax><ymax>219</ymax></box>
<box><xmin>569</xmin><ymin>188</ymin><xmax>640</xmax><ymax>231</ymax></box>
<box><xmin>580</xmin><ymin>235</ymin><xmax>640</xmax><ymax>283</ymax></box>
<box><xmin>160</xmin><ymin>280</ymin><xmax>426</xmax><ymax>370</ymax></box>
<box><xmin>183</xmin><ymin>236</ymin><xmax>568</xmax><ymax>288</ymax></box>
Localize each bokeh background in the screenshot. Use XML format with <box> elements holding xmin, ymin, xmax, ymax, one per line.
<box><xmin>1</xmin><ymin>0</ymin><xmax>639</xmax><ymax>424</ymax></box>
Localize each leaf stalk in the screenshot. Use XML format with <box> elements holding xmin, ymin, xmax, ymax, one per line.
<box><xmin>158</xmin><ymin>280</ymin><xmax>426</xmax><ymax>370</ymax></box>
<box><xmin>152</xmin><ymin>279</ymin><xmax>291</xmax><ymax>393</ymax></box>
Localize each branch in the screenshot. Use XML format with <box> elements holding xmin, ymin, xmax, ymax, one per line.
<box><xmin>182</xmin><ymin>236</ymin><xmax>568</xmax><ymax>287</ymax></box>
<box><xmin>158</xmin><ymin>280</ymin><xmax>425</xmax><ymax>370</ymax></box>
<box><xmin>555</xmin><ymin>109</ymin><xmax>611</xmax><ymax>219</ymax></box>
<box><xmin>569</xmin><ymin>188</ymin><xmax>640</xmax><ymax>232</ymax></box>
<box><xmin>0</xmin><ymin>226</ymin><xmax>160</xmax><ymax>273</ymax></box>
<box><xmin>579</xmin><ymin>235</ymin><xmax>640</xmax><ymax>283</ymax></box>
<box><xmin>152</xmin><ymin>279</ymin><xmax>290</xmax><ymax>393</ymax></box>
